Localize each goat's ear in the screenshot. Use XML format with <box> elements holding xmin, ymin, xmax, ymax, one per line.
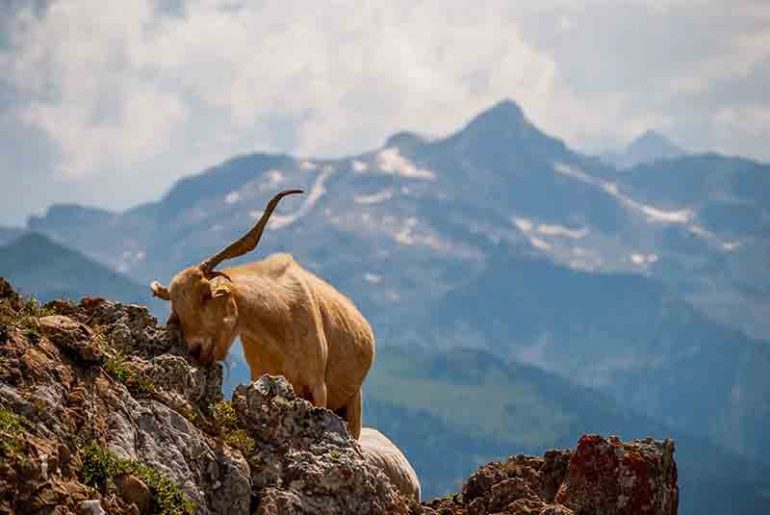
<box><xmin>150</xmin><ymin>281</ymin><xmax>171</xmax><ymax>300</ymax></box>
<box><xmin>210</xmin><ymin>282</ymin><xmax>232</xmax><ymax>299</ymax></box>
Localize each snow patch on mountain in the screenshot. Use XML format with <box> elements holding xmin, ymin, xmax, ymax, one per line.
<box><xmin>248</xmin><ymin>167</ymin><xmax>332</xmax><ymax>230</ymax></box>
<box><xmin>630</xmin><ymin>253</ymin><xmax>659</xmax><ymax>266</ymax></box>
<box><xmin>224</xmin><ymin>169</ymin><xmax>286</xmax><ymax>207</ymax></box>
<box><xmin>537</xmin><ymin>223</ymin><xmax>588</xmax><ymax>239</ymax></box>
<box><xmin>529</xmin><ymin>236</ymin><xmax>553</xmax><ymax>251</ymax></box>
<box><xmin>636</xmin><ymin>204</ymin><xmax>692</xmax><ymax>224</ymax></box>
<box><xmin>513</xmin><ymin>217</ymin><xmax>587</xmax><ymax>240</ymax></box>
<box><xmin>224</xmin><ymin>191</ymin><xmax>240</xmax><ymax>204</ymax></box>
<box><xmin>568</xmin><ymin>247</ymin><xmax>605</xmax><ymax>272</ymax></box>
<box><xmin>512</xmin><ymin>217</ymin><xmax>534</xmax><ymax>233</ymax></box>
<box><xmin>117</xmin><ymin>248</ymin><xmax>146</xmax><ymax>273</ymax></box>
<box><xmin>262</xmin><ymin>169</ymin><xmax>286</xmax><ymax>189</ymax></box>
<box><xmin>375</xmin><ymin>147</ymin><xmax>435</xmax><ymax>180</ymax></box>
<box><xmin>394</xmin><ymin>217</ymin><xmax>445</xmax><ymax>249</ymax></box>
<box><xmin>299</xmin><ymin>160</ymin><xmax>317</xmax><ymax>171</ymax></box>
<box><xmin>512</xmin><ymin>216</ymin><xmax>589</xmax><ymax>254</ymax></box>
<box><xmin>351</xmin><ymin>160</ymin><xmax>369</xmax><ymax>173</ymax></box>
<box><xmin>553</xmin><ymin>162</ymin><xmax>694</xmax><ymax>224</ymax></box>
<box><xmin>355</xmin><ymin>188</ymin><xmax>394</xmax><ymax>205</ymax></box>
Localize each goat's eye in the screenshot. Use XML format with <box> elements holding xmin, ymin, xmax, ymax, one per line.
<box><xmin>201</xmin><ymin>290</ymin><xmax>212</xmax><ymax>303</ymax></box>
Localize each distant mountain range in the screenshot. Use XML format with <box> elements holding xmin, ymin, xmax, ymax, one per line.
<box><xmin>0</xmin><ymin>232</ymin><xmax>156</xmax><ymax>308</ymax></box>
<box><xmin>602</xmin><ymin>130</ymin><xmax>686</xmax><ymax>169</ymax></box>
<box><xmin>0</xmin><ymin>226</ymin><xmax>23</xmax><ymax>246</ymax></box>
<box><xmin>8</xmin><ymin>99</ymin><xmax>770</xmax><ymax>513</ymax></box>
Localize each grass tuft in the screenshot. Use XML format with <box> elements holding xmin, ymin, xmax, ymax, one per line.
<box><xmin>0</xmin><ymin>297</ymin><xmax>55</xmax><ymax>339</ymax></box>
<box><xmin>80</xmin><ymin>440</ymin><xmax>196</xmax><ymax>514</ymax></box>
<box><xmin>211</xmin><ymin>400</ymin><xmax>256</xmax><ymax>455</ymax></box>
<box><xmin>103</xmin><ymin>352</ymin><xmax>155</xmax><ymax>395</ymax></box>
<box><xmin>0</xmin><ymin>409</ymin><xmax>25</xmax><ymax>459</ymax></box>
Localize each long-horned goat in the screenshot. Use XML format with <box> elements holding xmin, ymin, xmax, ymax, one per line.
<box><xmin>150</xmin><ymin>190</ymin><xmax>375</xmax><ymax>438</ymax></box>
<box><xmin>359</xmin><ymin>428</ymin><xmax>421</xmax><ymax>501</ymax></box>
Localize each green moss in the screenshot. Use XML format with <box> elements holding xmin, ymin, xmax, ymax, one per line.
<box><xmin>211</xmin><ymin>400</ymin><xmax>256</xmax><ymax>455</ymax></box>
<box><xmin>80</xmin><ymin>440</ymin><xmax>196</xmax><ymax>514</ymax></box>
<box><xmin>0</xmin><ymin>409</ymin><xmax>25</xmax><ymax>459</ymax></box>
<box><xmin>104</xmin><ymin>352</ymin><xmax>155</xmax><ymax>395</ymax></box>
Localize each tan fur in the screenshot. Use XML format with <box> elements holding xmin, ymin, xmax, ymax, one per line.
<box><xmin>359</xmin><ymin>428</ymin><xmax>421</xmax><ymax>501</ymax></box>
<box><xmin>152</xmin><ymin>253</ymin><xmax>375</xmax><ymax>439</ymax></box>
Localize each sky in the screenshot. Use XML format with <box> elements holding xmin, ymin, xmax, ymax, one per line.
<box><xmin>1</xmin><ymin>0</ymin><xmax>768</xmax><ymax>225</ymax></box>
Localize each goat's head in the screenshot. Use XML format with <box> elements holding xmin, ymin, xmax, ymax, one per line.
<box><xmin>150</xmin><ymin>189</ymin><xmax>303</xmax><ymax>364</ymax></box>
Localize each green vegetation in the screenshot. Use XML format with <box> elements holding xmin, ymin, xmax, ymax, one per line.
<box><xmin>0</xmin><ymin>409</ymin><xmax>25</xmax><ymax>459</ymax></box>
<box><xmin>0</xmin><ymin>296</ymin><xmax>54</xmax><ymax>338</ymax></box>
<box><xmin>80</xmin><ymin>440</ymin><xmax>195</xmax><ymax>514</ymax></box>
<box><xmin>211</xmin><ymin>400</ymin><xmax>255</xmax><ymax>455</ymax></box>
<box><xmin>103</xmin><ymin>352</ymin><xmax>155</xmax><ymax>395</ymax></box>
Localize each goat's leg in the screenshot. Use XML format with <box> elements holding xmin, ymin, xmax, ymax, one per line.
<box><xmin>344</xmin><ymin>389</ymin><xmax>362</xmax><ymax>439</ymax></box>
<box><xmin>310</xmin><ymin>382</ymin><xmax>328</xmax><ymax>408</ymax></box>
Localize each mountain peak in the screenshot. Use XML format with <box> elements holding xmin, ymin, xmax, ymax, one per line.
<box><xmin>628</xmin><ymin>130</ymin><xmax>682</xmax><ymax>154</ymax></box>
<box><xmin>619</xmin><ymin>130</ymin><xmax>684</xmax><ymax>168</ymax></box>
<box><xmin>442</xmin><ymin>98</ymin><xmax>568</xmax><ymax>159</ymax></box>
<box><xmin>384</xmin><ymin>131</ymin><xmax>427</xmax><ymax>150</ymax></box>
<box><xmin>467</xmin><ymin>99</ymin><xmax>526</xmax><ymax>129</ymax></box>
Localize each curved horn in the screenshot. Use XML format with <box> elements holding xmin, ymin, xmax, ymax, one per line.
<box><xmin>200</xmin><ymin>189</ymin><xmax>303</xmax><ymax>273</ymax></box>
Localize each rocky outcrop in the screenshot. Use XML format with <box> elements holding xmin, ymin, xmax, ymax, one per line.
<box><xmin>0</xmin><ymin>278</ymin><xmax>407</xmax><ymax>514</ymax></box>
<box><xmin>423</xmin><ymin>435</ymin><xmax>677</xmax><ymax>515</ymax></box>
<box><xmin>0</xmin><ymin>277</ymin><xmax>677</xmax><ymax>514</ymax></box>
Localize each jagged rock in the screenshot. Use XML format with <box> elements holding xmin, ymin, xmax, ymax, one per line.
<box><xmin>425</xmin><ymin>435</ymin><xmax>677</xmax><ymax>515</ymax></box>
<box><xmin>540</xmin><ymin>450</ymin><xmax>571</xmax><ymax>502</ymax></box>
<box><xmin>463</xmin><ymin>462</ymin><xmax>508</xmax><ymax>501</ymax></box>
<box><xmin>80</xmin><ymin>500</ymin><xmax>107</xmax><ymax>515</ymax></box>
<box><xmin>38</xmin><ymin>315</ymin><xmax>103</xmax><ymax>363</ymax></box>
<box><xmin>115</xmin><ymin>473</ymin><xmax>151</xmax><ymax>512</ymax></box>
<box><xmin>0</xmin><ymin>280</ymin><xmax>410</xmax><ymax>514</ymax></box>
<box><xmin>555</xmin><ymin>435</ymin><xmax>678</xmax><ymax>515</ymax></box>
<box><xmin>232</xmin><ymin>377</ymin><xmax>409</xmax><ymax>514</ymax></box>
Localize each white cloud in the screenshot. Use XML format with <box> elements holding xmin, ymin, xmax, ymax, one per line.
<box><xmin>0</xmin><ymin>0</ymin><xmax>769</xmax><ymax>222</ymax></box>
<box><xmin>1</xmin><ymin>0</ymin><xmax>561</xmax><ymax>184</ymax></box>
